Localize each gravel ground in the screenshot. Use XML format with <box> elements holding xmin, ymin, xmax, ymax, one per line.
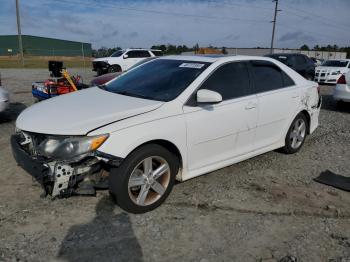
<box><xmin>0</xmin><ymin>68</ymin><xmax>350</xmax><ymax>262</ymax></box>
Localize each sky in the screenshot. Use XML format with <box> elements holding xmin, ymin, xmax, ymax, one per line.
<box><xmin>0</xmin><ymin>0</ymin><xmax>349</xmax><ymax>49</ymax></box>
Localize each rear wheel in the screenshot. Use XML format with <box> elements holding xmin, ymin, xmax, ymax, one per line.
<box><xmin>108</xmin><ymin>65</ymin><xmax>122</xmax><ymax>73</ymax></box>
<box><xmin>282</xmin><ymin>113</ymin><xmax>308</xmax><ymax>154</ymax></box>
<box><xmin>109</xmin><ymin>144</ymin><xmax>178</xmax><ymax>213</ymax></box>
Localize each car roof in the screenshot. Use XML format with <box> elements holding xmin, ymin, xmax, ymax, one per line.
<box><xmin>159</xmin><ymin>55</ymin><xmax>278</xmax><ymax>63</ymax></box>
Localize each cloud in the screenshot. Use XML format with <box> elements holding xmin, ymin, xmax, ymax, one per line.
<box><xmin>0</xmin><ymin>0</ymin><xmax>349</xmax><ymax>49</ymax></box>
<box><xmin>102</xmin><ymin>29</ymin><xmax>119</xmax><ymax>39</ymax></box>
<box><xmin>279</xmin><ymin>31</ymin><xmax>316</xmax><ymax>43</ymax></box>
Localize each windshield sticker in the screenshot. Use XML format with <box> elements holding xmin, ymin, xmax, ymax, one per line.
<box><xmin>179</xmin><ymin>63</ymin><xmax>205</xmax><ymax>69</ymax></box>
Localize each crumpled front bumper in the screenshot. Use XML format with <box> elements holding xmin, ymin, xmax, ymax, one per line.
<box><xmin>11</xmin><ymin>133</ymin><xmax>122</xmax><ymax>198</ymax></box>
<box><xmin>11</xmin><ymin>135</ymin><xmax>49</xmax><ymax>183</ymax></box>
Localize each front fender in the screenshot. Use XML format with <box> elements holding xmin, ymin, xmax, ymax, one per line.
<box><xmin>95</xmin><ymin>114</ymin><xmax>188</xmax><ymax>177</ymax></box>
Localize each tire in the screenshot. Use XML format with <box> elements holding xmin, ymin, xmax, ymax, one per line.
<box><xmin>281</xmin><ymin>113</ymin><xmax>308</xmax><ymax>154</ymax></box>
<box><xmin>96</xmin><ymin>69</ymin><xmax>103</xmax><ymax>76</ymax></box>
<box><xmin>108</xmin><ymin>65</ymin><xmax>121</xmax><ymax>73</ymax></box>
<box><xmin>109</xmin><ymin>144</ymin><xmax>178</xmax><ymax>214</ymax></box>
<box><xmin>305</xmin><ymin>75</ymin><xmax>314</xmax><ymax>81</ymax></box>
<box><xmin>336</xmin><ymin>100</ymin><xmax>346</xmax><ymax>108</ymax></box>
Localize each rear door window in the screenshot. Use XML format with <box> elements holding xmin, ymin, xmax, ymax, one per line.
<box><xmin>126</xmin><ymin>51</ymin><xmax>151</xmax><ymax>58</ymax></box>
<box><xmin>250</xmin><ymin>61</ymin><xmax>285</xmax><ymax>93</ymax></box>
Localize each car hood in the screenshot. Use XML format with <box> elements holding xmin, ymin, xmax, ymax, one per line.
<box><xmin>316</xmin><ymin>66</ymin><xmax>348</xmax><ymax>72</ymax></box>
<box><xmin>93</xmin><ymin>57</ymin><xmax>111</xmax><ymax>62</ymax></box>
<box><xmin>16</xmin><ymin>87</ymin><xmax>164</xmax><ymax>135</ymax></box>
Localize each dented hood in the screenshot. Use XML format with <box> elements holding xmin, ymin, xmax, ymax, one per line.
<box><xmin>16</xmin><ymin>87</ymin><xmax>163</xmax><ymax>135</ymax></box>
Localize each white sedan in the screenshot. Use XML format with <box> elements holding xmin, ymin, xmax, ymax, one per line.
<box><xmin>12</xmin><ymin>55</ymin><xmax>321</xmax><ymax>213</ymax></box>
<box><xmin>333</xmin><ymin>72</ymin><xmax>350</xmax><ymax>103</ymax></box>
<box><xmin>315</xmin><ymin>59</ymin><xmax>350</xmax><ymax>84</ymax></box>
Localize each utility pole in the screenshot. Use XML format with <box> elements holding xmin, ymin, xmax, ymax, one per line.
<box><xmin>15</xmin><ymin>0</ymin><xmax>24</xmax><ymax>66</ymax></box>
<box><xmin>270</xmin><ymin>0</ymin><xmax>280</xmax><ymax>54</ymax></box>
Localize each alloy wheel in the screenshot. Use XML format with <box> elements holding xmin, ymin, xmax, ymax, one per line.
<box><xmin>128</xmin><ymin>156</ymin><xmax>171</xmax><ymax>206</ymax></box>
<box><xmin>290</xmin><ymin>118</ymin><xmax>306</xmax><ymax>149</ymax></box>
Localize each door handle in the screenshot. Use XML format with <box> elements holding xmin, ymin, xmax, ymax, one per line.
<box><xmin>245</xmin><ymin>102</ymin><xmax>257</xmax><ymax>110</ymax></box>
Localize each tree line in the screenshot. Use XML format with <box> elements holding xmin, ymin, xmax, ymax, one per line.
<box><xmin>92</xmin><ymin>44</ymin><xmax>350</xmax><ymax>58</ymax></box>
<box><xmin>300</xmin><ymin>44</ymin><xmax>350</xmax><ymax>57</ymax></box>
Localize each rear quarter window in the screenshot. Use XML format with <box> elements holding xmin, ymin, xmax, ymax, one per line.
<box><xmin>151</xmin><ymin>51</ymin><xmax>163</xmax><ymax>56</ymax></box>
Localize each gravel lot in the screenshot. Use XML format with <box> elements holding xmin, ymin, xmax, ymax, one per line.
<box><xmin>0</xmin><ymin>68</ymin><xmax>350</xmax><ymax>262</ymax></box>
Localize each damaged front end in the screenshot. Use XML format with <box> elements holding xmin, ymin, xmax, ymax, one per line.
<box><xmin>11</xmin><ymin>130</ymin><xmax>122</xmax><ymax>198</ymax></box>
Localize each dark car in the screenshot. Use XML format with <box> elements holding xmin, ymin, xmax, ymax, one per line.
<box><xmin>265</xmin><ymin>53</ymin><xmax>315</xmax><ymax>80</ymax></box>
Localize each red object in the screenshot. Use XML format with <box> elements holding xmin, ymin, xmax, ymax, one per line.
<box><xmin>337</xmin><ymin>74</ymin><xmax>347</xmax><ymax>84</ymax></box>
<box><xmin>43</xmin><ymin>77</ymin><xmax>79</xmax><ymax>95</ymax></box>
<box><xmin>90</xmin><ymin>72</ymin><xmax>121</xmax><ymax>86</ymax></box>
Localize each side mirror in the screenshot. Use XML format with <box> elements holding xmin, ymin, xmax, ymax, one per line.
<box><xmin>196</xmin><ymin>89</ymin><xmax>222</xmax><ymax>104</ymax></box>
<box><xmin>123</xmin><ymin>54</ymin><xmax>129</xmax><ymax>59</ymax></box>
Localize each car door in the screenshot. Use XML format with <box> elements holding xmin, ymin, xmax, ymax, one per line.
<box><xmin>249</xmin><ymin>60</ymin><xmax>300</xmax><ymax>151</ymax></box>
<box><xmin>183</xmin><ymin>61</ymin><xmax>258</xmax><ymax>171</ymax></box>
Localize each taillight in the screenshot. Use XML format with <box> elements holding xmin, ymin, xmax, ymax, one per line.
<box><xmin>337</xmin><ymin>74</ymin><xmax>346</xmax><ymax>84</ymax></box>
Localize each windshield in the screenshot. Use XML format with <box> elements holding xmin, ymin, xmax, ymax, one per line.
<box><xmin>103</xmin><ymin>59</ymin><xmax>210</xmax><ymax>102</ymax></box>
<box><xmin>322</xmin><ymin>60</ymin><xmax>349</xmax><ymax>67</ymax></box>
<box><xmin>110</xmin><ymin>50</ymin><xmax>124</xmax><ymax>57</ymax></box>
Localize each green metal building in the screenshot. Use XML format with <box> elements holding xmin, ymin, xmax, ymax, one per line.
<box><xmin>0</xmin><ymin>35</ymin><xmax>92</xmax><ymax>57</ymax></box>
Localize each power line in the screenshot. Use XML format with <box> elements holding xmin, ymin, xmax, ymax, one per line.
<box><xmin>281</xmin><ymin>3</ymin><xmax>350</xmax><ymax>30</ymax></box>
<box><xmin>55</xmin><ymin>0</ymin><xmax>270</xmax><ymax>24</ymax></box>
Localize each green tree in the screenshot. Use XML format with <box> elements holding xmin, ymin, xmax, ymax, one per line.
<box><xmin>300</xmin><ymin>44</ymin><xmax>310</xmax><ymax>50</ymax></box>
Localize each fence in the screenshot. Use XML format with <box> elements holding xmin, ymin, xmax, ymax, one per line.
<box><xmin>182</xmin><ymin>48</ymin><xmax>348</xmax><ymax>59</ymax></box>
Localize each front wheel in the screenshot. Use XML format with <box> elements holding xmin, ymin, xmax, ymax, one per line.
<box><xmin>109</xmin><ymin>144</ymin><xmax>178</xmax><ymax>213</ymax></box>
<box><xmin>281</xmin><ymin>113</ymin><xmax>308</xmax><ymax>154</ymax></box>
<box><xmin>108</xmin><ymin>65</ymin><xmax>121</xmax><ymax>73</ymax></box>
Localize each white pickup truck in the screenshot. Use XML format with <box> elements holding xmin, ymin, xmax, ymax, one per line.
<box><xmin>92</xmin><ymin>48</ymin><xmax>162</xmax><ymax>75</ymax></box>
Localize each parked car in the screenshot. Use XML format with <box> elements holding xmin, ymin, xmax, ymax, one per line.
<box><xmin>315</xmin><ymin>59</ymin><xmax>350</xmax><ymax>84</ymax></box>
<box><xmin>0</xmin><ymin>74</ymin><xmax>9</xmax><ymax>113</ymax></box>
<box><xmin>333</xmin><ymin>72</ymin><xmax>350</xmax><ymax>104</ymax></box>
<box><xmin>310</xmin><ymin>57</ymin><xmax>324</xmax><ymax>67</ymax></box>
<box><xmin>92</xmin><ymin>49</ymin><xmax>163</xmax><ymax>75</ymax></box>
<box><xmin>265</xmin><ymin>53</ymin><xmax>315</xmax><ymax>80</ymax></box>
<box><xmin>90</xmin><ymin>57</ymin><xmax>158</xmax><ymax>86</ymax></box>
<box><xmin>12</xmin><ymin>55</ymin><xmax>321</xmax><ymax>213</ymax></box>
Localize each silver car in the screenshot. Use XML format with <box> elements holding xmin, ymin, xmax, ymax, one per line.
<box><xmin>0</xmin><ymin>74</ymin><xmax>9</xmax><ymax>112</ymax></box>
